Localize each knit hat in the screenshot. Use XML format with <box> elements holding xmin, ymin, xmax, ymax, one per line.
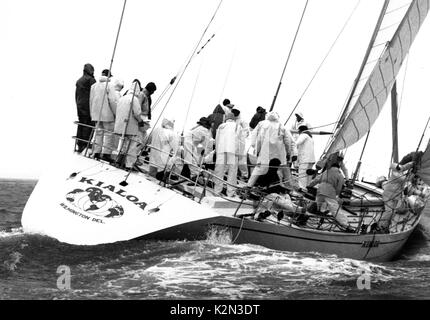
<box><xmin>257</xmin><ymin>106</ymin><xmax>266</xmax><ymax>113</ymax></box>
<box><xmin>298</xmin><ymin>124</ymin><xmax>309</xmax><ymax>131</ymax></box>
<box><xmin>231</xmin><ymin>109</ymin><xmax>240</xmax><ymax>117</ymax></box>
<box><xmin>145</xmin><ymin>82</ymin><xmax>157</xmax><ymax>94</ymax></box>
<box><xmin>102</xmin><ymin>69</ymin><xmax>113</xmax><ymax>77</ymax></box>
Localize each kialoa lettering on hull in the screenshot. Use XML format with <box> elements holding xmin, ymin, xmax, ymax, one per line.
<box><xmin>75</xmin><ymin>177</ymin><xmax>148</xmax><ymax>210</ymax></box>
<box><xmin>58</xmin><ymin>176</ymin><xmax>149</xmax><ymax>224</ymax></box>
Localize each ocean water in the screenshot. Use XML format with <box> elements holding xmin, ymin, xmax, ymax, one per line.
<box><xmin>1</xmin><ymin>179</ymin><xmax>430</xmax><ymax>300</ymax></box>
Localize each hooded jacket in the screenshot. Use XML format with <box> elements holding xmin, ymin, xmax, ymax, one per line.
<box><xmin>295</xmin><ymin>130</ymin><xmax>315</xmax><ymax>164</ymax></box>
<box><xmin>114</xmin><ymin>84</ymin><xmax>142</xmax><ymax>136</ymax></box>
<box><xmin>215</xmin><ymin>119</ymin><xmax>239</xmax><ymax>157</ymax></box>
<box><xmin>149</xmin><ymin>117</ymin><xmax>179</xmax><ymax>171</ymax></box>
<box><xmin>235</xmin><ymin>116</ymin><xmax>250</xmax><ymax>157</ymax></box>
<box><xmin>250</xmin><ymin>112</ymin><xmax>292</xmax><ymax>166</ymax></box>
<box><xmin>108</xmin><ymin>78</ymin><xmax>124</xmax><ymax>115</ymax></box>
<box><xmin>90</xmin><ymin>76</ymin><xmax>116</xmax><ymax>122</ymax></box>
<box><xmin>75</xmin><ymin>64</ymin><xmax>96</xmax><ymax>117</ymax></box>
<box><xmin>183</xmin><ymin>125</ymin><xmax>213</xmax><ymax>167</ymax></box>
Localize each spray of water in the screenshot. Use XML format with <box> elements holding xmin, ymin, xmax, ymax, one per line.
<box><xmin>204</xmin><ymin>226</ymin><xmax>232</xmax><ymax>245</ymax></box>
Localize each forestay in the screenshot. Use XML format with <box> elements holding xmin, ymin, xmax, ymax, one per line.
<box><xmin>327</xmin><ymin>0</ymin><xmax>430</xmax><ymax>155</ymax></box>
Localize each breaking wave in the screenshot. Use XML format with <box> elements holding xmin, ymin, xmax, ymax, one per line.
<box><xmin>0</xmin><ymin>227</ymin><xmax>24</xmax><ymax>239</ymax></box>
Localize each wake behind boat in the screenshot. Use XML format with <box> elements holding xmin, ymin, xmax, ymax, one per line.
<box><xmin>22</xmin><ymin>0</ymin><xmax>430</xmax><ymax>261</ymax></box>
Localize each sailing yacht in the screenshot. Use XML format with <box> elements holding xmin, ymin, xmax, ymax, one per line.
<box><xmin>21</xmin><ymin>0</ymin><xmax>430</xmax><ymax>261</ymax></box>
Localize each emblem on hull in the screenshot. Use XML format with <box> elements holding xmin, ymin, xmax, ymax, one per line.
<box><xmin>66</xmin><ymin>187</ymin><xmax>124</xmax><ymax>218</ymax></box>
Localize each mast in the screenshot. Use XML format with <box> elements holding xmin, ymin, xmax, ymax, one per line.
<box><xmin>391</xmin><ymin>81</ymin><xmax>399</xmax><ymax>164</ymax></box>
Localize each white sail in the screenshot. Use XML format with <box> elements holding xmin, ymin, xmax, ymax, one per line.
<box><xmin>327</xmin><ymin>0</ymin><xmax>429</xmax><ymax>155</ymax></box>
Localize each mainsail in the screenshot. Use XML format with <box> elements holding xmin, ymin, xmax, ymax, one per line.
<box><xmin>326</xmin><ymin>0</ymin><xmax>429</xmax><ymax>155</ymax></box>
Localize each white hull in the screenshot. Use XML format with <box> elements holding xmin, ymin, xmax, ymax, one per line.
<box><xmin>22</xmin><ymin>153</ymin><xmax>420</xmax><ymax>261</ymax></box>
<box><xmin>22</xmin><ymin>153</ymin><xmax>220</xmax><ymax>245</ymax></box>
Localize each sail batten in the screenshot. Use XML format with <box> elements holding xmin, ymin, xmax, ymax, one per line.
<box><xmin>326</xmin><ymin>0</ymin><xmax>429</xmax><ymax>155</ymax></box>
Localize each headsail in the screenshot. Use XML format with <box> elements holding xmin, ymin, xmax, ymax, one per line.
<box><xmin>326</xmin><ymin>0</ymin><xmax>429</xmax><ymax>155</ymax></box>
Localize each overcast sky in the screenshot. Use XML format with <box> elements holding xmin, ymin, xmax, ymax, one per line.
<box><xmin>2</xmin><ymin>0</ymin><xmax>430</xmax><ymax>180</ymax></box>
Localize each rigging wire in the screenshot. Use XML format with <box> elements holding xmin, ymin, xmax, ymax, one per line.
<box><xmin>416</xmin><ymin>115</ymin><xmax>430</xmax><ymax>152</ymax></box>
<box><xmin>283</xmin><ymin>0</ymin><xmax>361</xmax><ymax>125</ymax></box>
<box><xmin>182</xmin><ymin>54</ymin><xmax>206</xmax><ymax>134</ymax></box>
<box><xmin>218</xmin><ymin>20</ymin><xmax>243</xmax><ymax>102</ymax></box>
<box><xmin>145</xmin><ymin>0</ymin><xmax>224</xmax><ymax>143</ymax></box>
<box><xmin>218</xmin><ymin>40</ymin><xmax>238</xmax><ymax>102</ymax></box>
<box><xmin>197</xmin><ymin>34</ymin><xmax>216</xmax><ymax>55</ymax></box>
<box><xmin>85</xmin><ymin>0</ymin><xmax>128</xmax><ymax>155</ymax></box>
<box><xmin>270</xmin><ymin>0</ymin><xmax>309</xmax><ymax>112</ymax></box>
<box><xmin>150</xmin><ymin>76</ymin><xmax>177</xmax><ymax>112</ymax></box>
<box><xmin>151</xmin><ymin>34</ymin><xmax>217</xmax><ymax>113</ymax></box>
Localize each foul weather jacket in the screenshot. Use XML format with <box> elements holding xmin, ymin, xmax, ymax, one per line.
<box><xmin>90</xmin><ymin>76</ymin><xmax>116</xmax><ymax>122</ymax></box>
<box><xmin>114</xmin><ymin>91</ymin><xmax>142</xmax><ymax>136</ymax></box>
<box><xmin>75</xmin><ymin>64</ymin><xmax>96</xmax><ymax>117</ymax></box>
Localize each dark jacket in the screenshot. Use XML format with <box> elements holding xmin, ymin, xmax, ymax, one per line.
<box><xmin>255</xmin><ymin>159</ymin><xmax>287</xmax><ymax>194</ymax></box>
<box><xmin>249</xmin><ymin>107</ymin><xmax>266</xmax><ymax>129</ymax></box>
<box><xmin>75</xmin><ymin>64</ymin><xmax>96</xmax><ymax>117</ymax></box>
<box><xmin>207</xmin><ymin>104</ymin><xmax>225</xmax><ymax>138</ymax></box>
